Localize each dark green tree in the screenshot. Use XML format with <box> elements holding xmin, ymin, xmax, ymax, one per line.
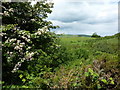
<box><xmin>91</xmin><ymin>32</ymin><xmax>101</xmax><ymax>38</ymax></box>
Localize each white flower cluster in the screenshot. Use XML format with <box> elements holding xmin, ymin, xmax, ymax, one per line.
<box><xmin>3</xmin><ymin>11</ymin><xmax>9</xmax><ymax>16</ymax></box>
<box><xmin>0</xmin><ymin>32</ymin><xmax>6</xmax><ymax>37</ymax></box>
<box><xmin>8</xmin><ymin>8</ymin><xmax>14</xmax><ymax>12</ymax></box>
<box><xmin>35</xmin><ymin>29</ymin><xmax>42</xmax><ymax>35</ymax></box>
<box><xmin>42</xmin><ymin>26</ymin><xmax>49</xmax><ymax>32</ymax></box>
<box><xmin>9</xmin><ymin>38</ymin><xmax>17</xmax><ymax>42</ymax></box>
<box><xmin>48</xmin><ymin>2</ymin><xmax>53</xmax><ymax>8</ymax></box>
<box><xmin>26</xmin><ymin>46</ymin><xmax>31</xmax><ymax>50</ymax></box>
<box><xmin>31</xmin><ymin>19</ymin><xmax>35</xmax><ymax>22</ymax></box>
<box><xmin>35</xmin><ymin>26</ymin><xmax>49</xmax><ymax>35</ymax></box>
<box><xmin>14</xmin><ymin>45</ymin><xmax>21</xmax><ymax>50</ymax></box>
<box><xmin>11</xmin><ymin>51</ymin><xmax>34</xmax><ymax>73</ymax></box>
<box><xmin>12</xmin><ymin>61</ymin><xmax>22</xmax><ymax>73</ymax></box>
<box><xmin>45</xmin><ymin>1</ymin><xmax>53</xmax><ymax>7</ymax></box>
<box><xmin>25</xmin><ymin>51</ymin><xmax>34</xmax><ymax>61</ymax></box>
<box><xmin>5</xmin><ymin>38</ymin><xmax>16</xmax><ymax>43</ymax></box>
<box><xmin>7</xmin><ymin>51</ymin><xmax>13</xmax><ymax>55</ymax></box>
<box><xmin>3</xmin><ymin>8</ymin><xmax>14</xmax><ymax>16</ymax></box>
<box><xmin>5</xmin><ymin>38</ymin><xmax>25</xmax><ymax>52</ymax></box>
<box><xmin>14</xmin><ymin>42</ymin><xmax>25</xmax><ymax>52</ymax></box>
<box><xmin>18</xmin><ymin>31</ymin><xmax>31</xmax><ymax>42</ymax></box>
<box><xmin>0</xmin><ymin>12</ymin><xmax>3</xmax><ymax>15</ymax></box>
<box><xmin>4</xmin><ymin>36</ymin><xmax>7</xmax><ymax>39</ymax></box>
<box><xmin>21</xmin><ymin>36</ymin><xmax>30</xmax><ymax>42</ymax></box>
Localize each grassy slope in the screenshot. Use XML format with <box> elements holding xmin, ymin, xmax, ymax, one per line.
<box><xmin>7</xmin><ymin>35</ymin><xmax>119</xmax><ymax>89</ymax></box>
<box><xmin>48</xmin><ymin>35</ymin><xmax>120</xmax><ymax>89</ymax></box>
<box><xmin>59</xmin><ymin>35</ymin><xmax>118</xmax><ymax>67</ymax></box>
<box><xmin>59</xmin><ymin>37</ymin><xmax>95</xmax><ymax>50</ymax></box>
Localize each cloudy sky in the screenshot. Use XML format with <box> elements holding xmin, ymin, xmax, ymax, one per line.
<box><xmin>47</xmin><ymin>0</ymin><xmax>119</xmax><ymax>36</ymax></box>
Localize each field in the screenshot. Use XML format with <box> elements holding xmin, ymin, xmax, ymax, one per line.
<box><xmin>48</xmin><ymin>34</ymin><xmax>120</xmax><ymax>89</ymax></box>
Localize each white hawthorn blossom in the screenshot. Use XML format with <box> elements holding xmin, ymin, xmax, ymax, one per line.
<box><xmin>7</xmin><ymin>51</ymin><xmax>9</xmax><ymax>54</ymax></box>
<box><xmin>12</xmin><ymin>43</ymin><xmax>16</xmax><ymax>46</ymax></box>
<box><xmin>5</xmin><ymin>39</ymin><xmax>9</xmax><ymax>43</ymax></box>
<box><xmin>9</xmin><ymin>52</ymin><xmax>13</xmax><ymax>55</ymax></box>
<box><xmin>12</xmin><ymin>61</ymin><xmax>22</xmax><ymax>73</ymax></box>
<box><xmin>38</xmin><ymin>28</ymin><xmax>44</xmax><ymax>32</ymax></box>
<box><xmin>8</xmin><ymin>57</ymin><xmax>10</xmax><ymax>59</ymax></box>
<box><xmin>17</xmin><ymin>40</ymin><xmax>21</xmax><ymax>44</ymax></box>
<box><xmin>25</xmin><ymin>52</ymin><xmax>34</xmax><ymax>59</ymax></box>
<box><xmin>42</xmin><ymin>26</ymin><xmax>49</xmax><ymax>32</ymax></box>
<box><xmin>8</xmin><ymin>8</ymin><xmax>14</xmax><ymax>12</ymax></box>
<box><xmin>35</xmin><ymin>26</ymin><xmax>49</xmax><ymax>35</ymax></box>
<box><xmin>26</xmin><ymin>38</ymin><xmax>30</xmax><ymax>42</ymax></box>
<box><xmin>5</xmin><ymin>36</ymin><xmax>7</xmax><ymax>39</ymax></box>
<box><xmin>27</xmin><ymin>47</ymin><xmax>31</xmax><ymax>49</ymax></box>
<box><xmin>27</xmin><ymin>35</ymin><xmax>30</xmax><ymax>38</ymax></box>
<box><xmin>9</xmin><ymin>38</ymin><xmax>16</xmax><ymax>42</ymax></box>
<box><xmin>14</xmin><ymin>46</ymin><xmax>20</xmax><ymax>50</ymax></box>
<box><xmin>21</xmin><ymin>36</ymin><xmax>26</xmax><ymax>39</ymax></box>
<box><xmin>3</xmin><ymin>11</ymin><xmax>9</xmax><ymax>16</ymax></box>
<box><xmin>31</xmin><ymin>19</ymin><xmax>35</xmax><ymax>22</ymax></box>
<box><xmin>21</xmin><ymin>36</ymin><xmax>30</xmax><ymax>42</ymax></box>
<box><xmin>25</xmin><ymin>52</ymin><xmax>34</xmax><ymax>60</ymax></box>
<box><xmin>20</xmin><ymin>42</ymin><xmax>25</xmax><ymax>45</ymax></box>
<box><xmin>0</xmin><ymin>12</ymin><xmax>3</xmax><ymax>15</ymax></box>
<box><xmin>48</xmin><ymin>2</ymin><xmax>53</xmax><ymax>8</ymax></box>
<box><xmin>0</xmin><ymin>32</ymin><xmax>6</xmax><ymax>36</ymax></box>
<box><xmin>35</xmin><ymin>30</ymin><xmax>42</xmax><ymax>35</ymax></box>
<box><xmin>19</xmin><ymin>44</ymin><xmax>23</xmax><ymax>48</ymax></box>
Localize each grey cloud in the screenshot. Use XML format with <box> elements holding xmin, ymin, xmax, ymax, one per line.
<box><xmin>48</xmin><ymin>1</ymin><xmax>118</xmax><ymax>36</ymax></box>
<box><xmin>51</xmin><ymin>20</ymin><xmax>118</xmax><ymax>36</ymax></box>
<box><xmin>48</xmin><ymin>2</ymin><xmax>93</xmax><ymax>23</ymax></box>
<box><xmin>82</xmin><ymin>16</ymin><xmax>117</xmax><ymax>24</ymax></box>
<box><xmin>48</xmin><ymin>1</ymin><xmax>118</xmax><ymax>24</ymax></box>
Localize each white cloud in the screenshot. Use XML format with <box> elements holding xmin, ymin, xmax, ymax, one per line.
<box><xmin>51</xmin><ymin>20</ymin><xmax>118</xmax><ymax>36</ymax></box>
<box><xmin>48</xmin><ymin>0</ymin><xmax>118</xmax><ymax>36</ymax></box>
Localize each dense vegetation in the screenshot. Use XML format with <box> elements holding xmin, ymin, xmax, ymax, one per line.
<box><xmin>1</xmin><ymin>1</ymin><xmax>120</xmax><ymax>89</ymax></box>
<box><xmin>51</xmin><ymin>34</ymin><xmax>120</xmax><ymax>89</ymax></box>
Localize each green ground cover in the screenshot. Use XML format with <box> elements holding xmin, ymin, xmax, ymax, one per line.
<box><xmin>47</xmin><ymin>35</ymin><xmax>120</xmax><ymax>89</ymax></box>
<box><xmin>3</xmin><ymin>34</ymin><xmax>120</xmax><ymax>89</ymax></box>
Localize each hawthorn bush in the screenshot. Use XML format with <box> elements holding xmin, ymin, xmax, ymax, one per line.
<box><xmin>1</xmin><ymin>1</ymin><xmax>63</xmax><ymax>88</ymax></box>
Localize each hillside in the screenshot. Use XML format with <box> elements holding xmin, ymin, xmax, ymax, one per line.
<box><xmin>56</xmin><ymin>34</ymin><xmax>91</xmax><ymax>37</ymax></box>
<box><xmin>3</xmin><ymin>33</ymin><xmax>120</xmax><ymax>89</ymax></box>
<box><xmin>47</xmin><ymin>34</ymin><xmax>120</xmax><ymax>89</ymax></box>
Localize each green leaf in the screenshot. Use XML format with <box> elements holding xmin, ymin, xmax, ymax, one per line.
<box><xmin>109</xmin><ymin>77</ymin><xmax>113</xmax><ymax>80</ymax></box>
<box><xmin>88</xmin><ymin>68</ymin><xmax>93</xmax><ymax>73</ymax></box>
<box><xmin>73</xmin><ymin>83</ymin><xmax>77</xmax><ymax>86</ymax></box>
<box><xmin>93</xmin><ymin>73</ymin><xmax>99</xmax><ymax>77</ymax></box>
<box><xmin>97</xmin><ymin>84</ymin><xmax>102</xmax><ymax>89</ymax></box>
<box><xmin>85</xmin><ymin>72</ymin><xmax>89</xmax><ymax>77</ymax></box>
<box><xmin>22</xmin><ymin>78</ymin><xmax>26</xmax><ymax>82</ymax></box>
<box><xmin>110</xmin><ymin>81</ymin><xmax>114</xmax><ymax>84</ymax></box>
<box><xmin>101</xmin><ymin>79</ymin><xmax>108</xmax><ymax>84</ymax></box>
<box><xmin>19</xmin><ymin>74</ymin><xmax>23</xmax><ymax>79</ymax></box>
